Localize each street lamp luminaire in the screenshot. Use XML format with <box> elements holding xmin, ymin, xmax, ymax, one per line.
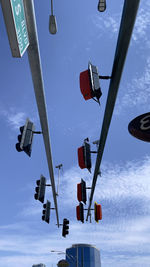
<box><xmin>98</xmin><ymin>0</ymin><xmax>106</xmax><ymax>12</ymax></box>
<box><xmin>49</xmin><ymin>0</ymin><xmax>57</xmax><ymax>34</ymax></box>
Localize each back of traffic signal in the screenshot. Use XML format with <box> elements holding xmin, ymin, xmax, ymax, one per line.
<box><xmin>79</xmin><ymin>61</ymin><xmax>111</xmax><ymax>105</ymax></box>
<box><xmin>15</xmin><ymin>118</ymin><xmax>42</xmax><ymax>157</ymax></box>
<box><xmin>78</xmin><ymin>138</ymin><xmax>100</xmax><ymax>173</ymax></box>
<box><xmin>76</xmin><ymin>178</ymin><xmax>102</xmax><ymax>223</ymax></box>
<box><xmin>76</xmin><ymin>201</ymin><xmax>102</xmax><ymax>224</ymax></box>
<box><xmin>78</xmin><ymin>62</ymin><xmax>109</xmax><ymax>222</ymax></box>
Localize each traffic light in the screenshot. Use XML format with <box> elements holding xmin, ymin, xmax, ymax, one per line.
<box><xmin>98</xmin><ymin>0</ymin><xmax>106</xmax><ymax>12</ymax></box>
<box><xmin>76</xmin><ymin>202</ymin><xmax>84</xmax><ymax>223</ymax></box>
<box><xmin>42</xmin><ymin>200</ymin><xmax>50</xmax><ymax>224</ymax></box>
<box><xmin>62</xmin><ymin>218</ymin><xmax>69</xmax><ymax>237</ymax></box>
<box><xmin>15</xmin><ymin>118</ymin><xmax>35</xmax><ymax>157</ymax></box>
<box><xmin>34</xmin><ymin>175</ymin><xmax>46</xmax><ymax>203</ymax></box>
<box><xmin>94</xmin><ymin>202</ymin><xmax>102</xmax><ymax>222</ymax></box>
<box><xmin>78</xmin><ymin>139</ymin><xmax>91</xmax><ymax>172</ymax></box>
<box><xmin>77</xmin><ymin>179</ymin><xmax>87</xmax><ymax>204</ymax></box>
<box><xmin>80</xmin><ymin>62</ymin><xmax>102</xmax><ymax>104</ymax></box>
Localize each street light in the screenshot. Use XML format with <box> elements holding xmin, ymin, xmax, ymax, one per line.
<box><xmin>49</xmin><ymin>0</ymin><xmax>57</xmax><ymax>34</ymax></box>
<box><xmin>57</xmin><ymin>259</ymin><xmax>69</xmax><ymax>267</ymax></box>
<box><xmin>97</xmin><ymin>0</ymin><xmax>106</xmax><ymax>12</ymax></box>
<box><xmin>51</xmin><ymin>250</ymin><xmax>82</xmax><ymax>267</ymax></box>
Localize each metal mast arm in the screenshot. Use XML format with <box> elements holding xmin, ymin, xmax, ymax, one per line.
<box><xmin>24</xmin><ymin>0</ymin><xmax>59</xmax><ymax>227</ymax></box>
<box><xmin>86</xmin><ymin>0</ymin><xmax>140</xmax><ymax>221</ymax></box>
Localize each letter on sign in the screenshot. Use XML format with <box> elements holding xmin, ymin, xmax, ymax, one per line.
<box><xmin>140</xmin><ymin>115</ymin><xmax>150</xmax><ymax>130</ymax></box>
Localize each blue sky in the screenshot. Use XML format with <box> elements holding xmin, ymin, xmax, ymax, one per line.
<box><xmin>0</xmin><ymin>0</ymin><xmax>150</xmax><ymax>266</ymax></box>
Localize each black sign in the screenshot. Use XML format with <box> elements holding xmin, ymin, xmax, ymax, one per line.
<box><xmin>128</xmin><ymin>112</ymin><xmax>150</xmax><ymax>142</ymax></box>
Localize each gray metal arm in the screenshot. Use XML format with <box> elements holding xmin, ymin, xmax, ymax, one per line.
<box><xmin>23</xmin><ymin>0</ymin><xmax>59</xmax><ymax>227</ymax></box>
<box><xmin>86</xmin><ymin>0</ymin><xmax>140</xmax><ymax>221</ymax></box>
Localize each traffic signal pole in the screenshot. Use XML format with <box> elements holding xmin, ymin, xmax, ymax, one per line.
<box><xmin>23</xmin><ymin>0</ymin><xmax>59</xmax><ymax>227</ymax></box>
<box><xmin>86</xmin><ymin>0</ymin><xmax>140</xmax><ymax>221</ymax></box>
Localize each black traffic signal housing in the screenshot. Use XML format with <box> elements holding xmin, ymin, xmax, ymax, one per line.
<box><xmin>77</xmin><ymin>179</ymin><xmax>87</xmax><ymax>204</ymax></box>
<box><xmin>76</xmin><ymin>202</ymin><xmax>84</xmax><ymax>223</ymax></box>
<box><xmin>34</xmin><ymin>175</ymin><xmax>46</xmax><ymax>203</ymax></box>
<box><xmin>94</xmin><ymin>202</ymin><xmax>102</xmax><ymax>222</ymax></box>
<box><xmin>62</xmin><ymin>218</ymin><xmax>69</xmax><ymax>238</ymax></box>
<box><xmin>42</xmin><ymin>200</ymin><xmax>51</xmax><ymax>224</ymax></box>
<box><xmin>16</xmin><ymin>118</ymin><xmax>35</xmax><ymax>157</ymax></box>
<box><xmin>78</xmin><ymin>139</ymin><xmax>92</xmax><ymax>172</ymax></box>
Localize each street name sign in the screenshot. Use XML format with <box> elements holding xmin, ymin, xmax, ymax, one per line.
<box><xmin>128</xmin><ymin>112</ymin><xmax>150</xmax><ymax>142</ymax></box>
<box><xmin>1</xmin><ymin>0</ymin><xmax>29</xmax><ymax>57</ymax></box>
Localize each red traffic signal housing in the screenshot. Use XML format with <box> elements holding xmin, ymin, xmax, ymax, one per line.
<box><xmin>77</xmin><ymin>140</ymin><xmax>91</xmax><ymax>172</ymax></box>
<box><xmin>76</xmin><ymin>202</ymin><xmax>84</xmax><ymax>223</ymax></box>
<box><xmin>78</xmin><ymin>146</ymin><xmax>86</xmax><ymax>169</ymax></box>
<box><xmin>94</xmin><ymin>202</ymin><xmax>102</xmax><ymax>222</ymax></box>
<box><xmin>77</xmin><ymin>183</ymin><xmax>82</xmax><ymax>202</ymax></box>
<box><xmin>80</xmin><ymin>62</ymin><xmax>102</xmax><ymax>104</ymax></box>
<box><xmin>80</xmin><ymin>70</ymin><xmax>93</xmax><ymax>100</ymax></box>
<box><xmin>77</xmin><ymin>179</ymin><xmax>87</xmax><ymax>204</ymax></box>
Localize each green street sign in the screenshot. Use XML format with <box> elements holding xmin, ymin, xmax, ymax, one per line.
<box><xmin>1</xmin><ymin>0</ymin><xmax>29</xmax><ymax>57</ymax></box>
<box><xmin>10</xmin><ymin>0</ymin><xmax>29</xmax><ymax>56</ymax></box>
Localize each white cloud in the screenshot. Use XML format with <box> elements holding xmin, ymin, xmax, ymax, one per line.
<box><xmin>92</xmin><ymin>13</ymin><xmax>120</xmax><ymax>38</ymax></box>
<box><xmin>92</xmin><ymin>0</ymin><xmax>150</xmax><ymax>46</ymax></box>
<box><xmin>0</xmin><ymin>216</ymin><xmax>150</xmax><ymax>267</ymax></box>
<box><xmin>95</xmin><ymin>157</ymin><xmax>150</xmax><ymax>200</ymax></box>
<box><xmin>1</xmin><ymin>157</ymin><xmax>150</xmax><ymax>266</ymax></box>
<box><xmin>115</xmin><ymin>56</ymin><xmax>150</xmax><ymax>113</ymax></box>
<box><xmin>0</xmin><ymin>107</ymin><xmax>26</xmax><ymax>130</ymax></box>
<box><xmin>132</xmin><ymin>2</ymin><xmax>150</xmax><ymax>44</ymax></box>
<box><xmin>7</xmin><ymin>112</ymin><xmax>26</xmax><ymax>129</ymax></box>
<box><xmin>58</xmin><ymin>157</ymin><xmax>150</xmax><ymax>208</ymax></box>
